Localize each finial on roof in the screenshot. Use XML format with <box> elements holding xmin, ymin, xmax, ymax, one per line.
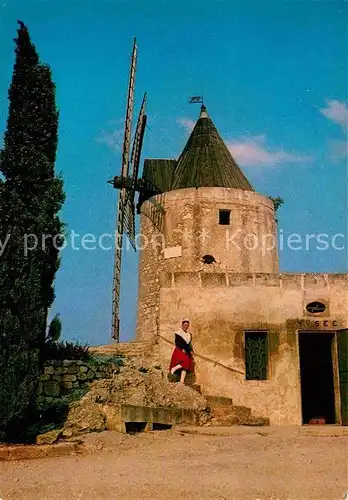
<box><xmin>199</xmin><ymin>104</ymin><xmax>208</xmax><ymax>119</ymax></box>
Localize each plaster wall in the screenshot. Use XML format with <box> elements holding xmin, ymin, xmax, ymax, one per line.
<box><xmin>157</xmin><ymin>272</ymin><xmax>348</xmax><ymax>425</ymax></box>
<box><xmin>137</xmin><ymin>186</ymin><xmax>279</xmax><ymax>340</ymax></box>
<box><xmin>135</xmin><ymin>187</ymin><xmax>347</xmax><ymax>425</ymax></box>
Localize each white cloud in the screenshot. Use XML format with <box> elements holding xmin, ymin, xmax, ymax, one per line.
<box><xmin>320</xmin><ymin>100</ymin><xmax>348</xmax><ymax>130</ymax></box>
<box><xmin>176</xmin><ymin>117</ymin><xmax>310</xmax><ymax>167</ymax></box>
<box><xmin>95</xmin><ymin>118</ymin><xmax>124</xmax><ymax>151</ymax></box>
<box><xmin>177</xmin><ymin>118</ymin><xmax>195</xmax><ymax>133</ymax></box>
<box><xmin>227</xmin><ymin>135</ymin><xmax>311</xmax><ymax>167</ymax></box>
<box><xmin>320</xmin><ymin>99</ymin><xmax>348</xmax><ymax>161</ymax></box>
<box><xmin>96</xmin><ymin>127</ymin><xmax>123</xmax><ymax>151</ymax></box>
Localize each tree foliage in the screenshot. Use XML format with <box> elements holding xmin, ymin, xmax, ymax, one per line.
<box><xmin>269</xmin><ymin>196</ymin><xmax>284</xmax><ymax>212</ymax></box>
<box><xmin>0</xmin><ymin>21</ymin><xmax>65</xmax><ymax>440</ymax></box>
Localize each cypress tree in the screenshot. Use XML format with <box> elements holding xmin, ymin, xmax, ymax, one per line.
<box><xmin>0</xmin><ymin>21</ymin><xmax>65</xmax><ymax>440</ymax></box>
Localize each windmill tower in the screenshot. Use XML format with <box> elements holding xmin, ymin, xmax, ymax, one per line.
<box><xmin>136</xmin><ymin>104</ymin><xmax>279</xmax><ymax>342</ymax></box>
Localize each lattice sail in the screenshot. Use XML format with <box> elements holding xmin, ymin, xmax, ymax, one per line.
<box><xmin>112</xmin><ymin>38</ymin><xmax>137</xmax><ymax>341</ymax></box>
<box><xmin>124</xmin><ymin>93</ymin><xmax>147</xmax><ymax>249</ymax></box>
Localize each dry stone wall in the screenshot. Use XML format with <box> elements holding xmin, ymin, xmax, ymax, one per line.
<box><xmin>38</xmin><ymin>359</ymin><xmax>118</xmax><ymax>398</ymax></box>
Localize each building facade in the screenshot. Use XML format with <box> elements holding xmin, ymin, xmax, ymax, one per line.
<box><xmin>136</xmin><ymin>106</ymin><xmax>348</xmax><ymax>426</ymax></box>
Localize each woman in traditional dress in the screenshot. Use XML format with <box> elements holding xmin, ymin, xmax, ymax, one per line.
<box><xmin>169</xmin><ymin>318</ymin><xmax>194</xmax><ymax>383</ymax></box>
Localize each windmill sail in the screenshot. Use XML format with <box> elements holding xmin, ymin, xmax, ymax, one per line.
<box><xmin>112</xmin><ymin>38</ymin><xmax>137</xmax><ymax>341</ymax></box>
<box><xmin>124</xmin><ymin>93</ymin><xmax>147</xmax><ymax>249</ymax></box>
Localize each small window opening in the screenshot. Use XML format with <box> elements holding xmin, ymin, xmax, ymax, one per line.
<box><xmin>125</xmin><ymin>422</ymin><xmax>148</xmax><ymax>434</ymax></box>
<box><xmin>202</xmin><ymin>254</ymin><xmax>216</xmax><ymax>265</ymax></box>
<box><xmin>152</xmin><ymin>423</ymin><xmax>172</xmax><ymax>431</ymax></box>
<box><xmin>245</xmin><ymin>332</ymin><xmax>268</xmax><ymax>380</ymax></box>
<box><xmin>219</xmin><ymin>209</ymin><xmax>231</xmax><ymax>225</ymax></box>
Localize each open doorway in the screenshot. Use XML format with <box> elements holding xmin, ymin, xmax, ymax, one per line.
<box><xmin>299</xmin><ymin>332</ymin><xmax>336</xmax><ymax>424</ymax></box>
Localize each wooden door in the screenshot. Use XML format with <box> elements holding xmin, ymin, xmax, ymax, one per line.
<box><xmin>337</xmin><ymin>329</ymin><xmax>348</xmax><ymax>425</ymax></box>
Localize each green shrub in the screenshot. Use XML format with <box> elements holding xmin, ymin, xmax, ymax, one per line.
<box><xmin>29</xmin><ymin>387</ymin><xmax>90</xmax><ymax>440</ymax></box>
<box><xmin>43</xmin><ymin>341</ymin><xmax>90</xmax><ymax>361</ymax></box>
<box><xmin>47</xmin><ymin>314</ymin><xmax>62</xmax><ymax>343</ymax></box>
<box><xmin>88</xmin><ymin>354</ymin><xmax>124</xmax><ymax>369</ymax></box>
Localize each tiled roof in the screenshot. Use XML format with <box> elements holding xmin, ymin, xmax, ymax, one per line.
<box><xmin>140</xmin><ymin>105</ymin><xmax>253</xmax><ymax>200</ymax></box>
<box><xmin>172</xmin><ymin>105</ymin><xmax>253</xmax><ymax>191</ymax></box>
<box><xmin>138</xmin><ymin>159</ymin><xmax>176</xmax><ymax>206</ymax></box>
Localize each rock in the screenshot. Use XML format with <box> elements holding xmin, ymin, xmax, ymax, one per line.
<box><xmin>78</xmin><ymin>372</ymin><xmax>88</xmax><ymax>381</ymax></box>
<box><xmin>44</xmin><ymin>365</ymin><xmax>54</xmax><ymax>375</ymax></box>
<box><xmin>62</xmin><ymin>428</ymin><xmax>74</xmax><ymax>438</ymax></box>
<box><xmin>79</xmin><ymin>366</ymin><xmax>88</xmax><ymax>373</ymax></box>
<box><xmin>63</xmin><ymin>401</ymin><xmax>106</xmax><ymax>437</ymax></box>
<box><xmin>40</xmin><ymin>374</ymin><xmax>51</xmax><ymax>382</ymax></box>
<box><xmin>44</xmin><ymin>381</ymin><xmax>60</xmax><ymax>397</ymax></box>
<box><xmin>49</xmin><ymin>360</ymin><xmax>60</xmax><ymax>366</ymax></box>
<box><xmin>36</xmin><ymin>428</ymin><xmax>62</xmax><ymax>445</ymax></box>
<box><xmin>60</xmin><ymin>357</ymin><xmax>211</xmax><ymax>436</ymax></box>
<box><xmin>66</xmin><ymin>364</ymin><xmax>79</xmax><ymax>374</ymax></box>
<box><xmin>52</xmin><ymin>375</ymin><xmax>62</xmax><ymax>382</ymax></box>
<box><xmin>63</xmin><ymin>381</ymin><xmax>73</xmax><ymax>390</ymax></box>
<box><xmin>62</xmin><ymin>374</ymin><xmax>77</xmax><ymax>382</ymax></box>
<box><xmin>102</xmin><ymin>404</ymin><xmax>122</xmax><ymax>431</ymax></box>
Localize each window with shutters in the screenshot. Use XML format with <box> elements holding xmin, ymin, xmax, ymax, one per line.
<box><xmin>245</xmin><ymin>331</ymin><xmax>268</xmax><ymax>380</ymax></box>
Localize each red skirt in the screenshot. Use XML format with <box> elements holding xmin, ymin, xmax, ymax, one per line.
<box><xmin>169</xmin><ymin>347</ymin><xmax>194</xmax><ymax>373</ymax></box>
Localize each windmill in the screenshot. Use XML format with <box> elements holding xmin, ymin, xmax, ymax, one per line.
<box><xmin>108</xmin><ymin>38</ymin><xmax>163</xmax><ymax>342</ymax></box>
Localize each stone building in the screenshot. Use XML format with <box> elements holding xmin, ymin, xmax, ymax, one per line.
<box><xmin>135</xmin><ymin>105</ymin><xmax>348</xmax><ymax>426</ymax></box>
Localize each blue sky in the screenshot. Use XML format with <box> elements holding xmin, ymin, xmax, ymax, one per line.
<box><xmin>1</xmin><ymin>0</ymin><xmax>347</xmax><ymax>345</ymax></box>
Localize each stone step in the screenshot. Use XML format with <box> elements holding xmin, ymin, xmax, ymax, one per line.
<box><xmin>207</xmin><ymin>399</ymin><xmax>269</xmax><ymax>427</ymax></box>
<box><xmin>190</xmin><ymin>384</ymin><xmax>202</xmax><ymax>394</ymax></box>
<box><xmin>243</xmin><ymin>416</ymin><xmax>270</xmax><ymax>426</ymax></box>
<box><xmin>232</xmin><ymin>405</ymin><xmax>252</xmax><ymax>420</ymax></box>
<box><xmin>206</xmin><ymin>395</ymin><xmax>234</xmax><ymax>407</ymax></box>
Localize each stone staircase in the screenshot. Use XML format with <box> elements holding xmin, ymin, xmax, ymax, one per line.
<box><xmin>110</xmin><ymin>393</ymin><xmax>269</xmax><ymax>433</ymax></box>
<box><xmin>205</xmin><ymin>395</ymin><xmax>269</xmax><ymax>426</ymax></box>
<box><xmin>90</xmin><ymin>345</ymin><xmax>269</xmax><ymax>428</ymax></box>
<box><xmin>189</xmin><ymin>385</ymin><xmax>269</xmax><ymax>427</ymax></box>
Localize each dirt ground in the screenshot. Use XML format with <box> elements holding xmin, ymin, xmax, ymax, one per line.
<box><xmin>0</xmin><ymin>427</ymin><xmax>347</xmax><ymax>500</ymax></box>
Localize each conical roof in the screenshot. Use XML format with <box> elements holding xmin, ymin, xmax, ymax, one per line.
<box><xmin>171</xmin><ymin>105</ymin><xmax>253</xmax><ymax>191</ymax></box>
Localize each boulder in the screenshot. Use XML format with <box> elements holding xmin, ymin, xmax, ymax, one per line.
<box><xmin>44</xmin><ymin>381</ymin><xmax>60</xmax><ymax>397</ymax></box>
<box><xmin>36</xmin><ymin>428</ymin><xmax>62</xmax><ymax>445</ymax></box>
<box><xmin>62</xmin><ymin>400</ymin><xmax>106</xmax><ymax>437</ymax></box>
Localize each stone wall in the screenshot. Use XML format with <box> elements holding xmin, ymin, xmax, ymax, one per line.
<box><xmin>38</xmin><ymin>359</ymin><xmax>118</xmax><ymax>398</ymax></box>
<box><xmin>136</xmin><ymin>186</ymin><xmax>279</xmax><ymax>341</ymax></box>
<box><xmin>136</xmin><ymin>204</ymin><xmax>164</xmax><ymax>341</ymax></box>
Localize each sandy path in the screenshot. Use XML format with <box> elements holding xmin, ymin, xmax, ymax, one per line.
<box><xmin>0</xmin><ymin>428</ymin><xmax>347</xmax><ymax>500</ymax></box>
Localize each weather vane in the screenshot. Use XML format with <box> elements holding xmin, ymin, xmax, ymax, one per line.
<box><xmin>189</xmin><ymin>95</ymin><xmax>204</xmax><ymax>105</ymax></box>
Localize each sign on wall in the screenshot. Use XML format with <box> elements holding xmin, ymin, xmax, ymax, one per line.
<box><xmin>306</xmin><ymin>301</ymin><xmax>326</xmax><ymax>314</ymax></box>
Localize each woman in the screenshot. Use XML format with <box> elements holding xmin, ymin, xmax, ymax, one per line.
<box><xmin>169</xmin><ymin>318</ymin><xmax>194</xmax><ymax>383</ymax></box>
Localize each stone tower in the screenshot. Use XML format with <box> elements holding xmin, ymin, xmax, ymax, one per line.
<box><xmin>136</xmin><ymin>105</ymin><xmax>279</xmax><ymax>341</ymax></box>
